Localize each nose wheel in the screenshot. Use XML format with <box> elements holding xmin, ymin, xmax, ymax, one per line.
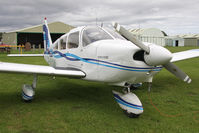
<box><xmin>123</xmin><ymin>110</ymin><xmax>140</xmax><ymax>118</ymax></box>
<box><xmin>113</xmin><ymin>84</ymin><xmax>143</xmax><ymax>118</ymax></box>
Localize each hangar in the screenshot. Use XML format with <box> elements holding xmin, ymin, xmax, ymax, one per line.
<box><xmin>166</xmin><ymin>34</ymin><xmax>199</xmax><ymax>47</ymax></box>
<box><xmin>129</xmin><ymin>28</ymin><xmax>167</xmax><ymax>46</ymax></box>
<box><xmin>2</xmin><ymin>22</ymin><xmax>74</xmax><ymax>48</ymax></box>
<box><xmin>0</xmin><ymin>32</ymin><xmax>2</xmax><ymax>41</ymax></box>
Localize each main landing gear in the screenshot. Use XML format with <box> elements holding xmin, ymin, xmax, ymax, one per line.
<box><xmin>22</xmin><ymin>74</ymin><xmax>37</xmax><ymax>102</ymax></box>
<box><xmin>113</xmin><ymin>83</ymin><xmax>143</xmax><ymax>118</ymax></box>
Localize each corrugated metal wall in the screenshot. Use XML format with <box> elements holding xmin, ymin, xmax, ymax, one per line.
<box><xmin>2</xmin><ymin>32</ymin><xmax>17</xmax><ymax>45</ymax></box>
<box><xmin>184</xmin><ymin>38</ymin><xmax>198</xmax><ymax>46</ymax></box>
<box><xmin>138</xmin><ymin>36</ymin><xmax>165</xmax><ymax>46</ymax></box>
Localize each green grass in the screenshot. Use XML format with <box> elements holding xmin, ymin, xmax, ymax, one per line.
<box><xmin>0</xmin><ymin>47</ymin><xmax>199</xmax><ymax>133</ymax></box>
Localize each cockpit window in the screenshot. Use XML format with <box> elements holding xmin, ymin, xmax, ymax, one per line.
<box><xmin>67</xmin><ymin>32</ymin><xmax>79</xmax><ymax>49</ymax></box>
<box><xmin>104</xmin><ymin>28</ymin><xmax>126</xmax><ymax>40</ymax></box>
<box><xmin>82</xmin><ymin>27</ymin><xmax>113</xmax><ymax>47</ymax></box>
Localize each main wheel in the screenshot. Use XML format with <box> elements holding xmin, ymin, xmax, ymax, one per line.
<box><xmin>22</xmin><ymin>91</ymin><xmax>33</xmax><ymax>102</ymax></box>
<box><xmin>123</xmin><ymin>110</ymin><xmax>140</xmax><ymax>118</ymax></box>
<box><xmin>22</xmin><ymin>84</ymin><xmax>34</xmax><ymax>102</ymax></box>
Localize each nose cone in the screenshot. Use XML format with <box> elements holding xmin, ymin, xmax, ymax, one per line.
<box><xmin>144</xmin><ymin>44</ymin><xmax>173</xmax><ymax>66</ymax></box>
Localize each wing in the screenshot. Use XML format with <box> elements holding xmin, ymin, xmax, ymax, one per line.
<box><xmin>171</xmin><ymin>49</ymin><xmax>199</xmax><ymax>62</ymax></box>
<box><xmin>0</xmin><ymin>62</ymin><xmax>85</xmax><ymax>78</ymax></box>
<box><xmin>7</xmin><ymin>54</ymin><xmax>43</xmax><ymax>57</ymax></box>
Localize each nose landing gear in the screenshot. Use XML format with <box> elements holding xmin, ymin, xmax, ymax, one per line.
<box><xmin>113</xmin><ymin>84</ymin><xmax>143</xmax><ymax>118</ymax></box>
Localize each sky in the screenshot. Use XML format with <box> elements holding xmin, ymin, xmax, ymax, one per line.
<box><xmin>0</xmin><ymin>0</ymin><xmax>199</xmax><ymax>35</ymax></box>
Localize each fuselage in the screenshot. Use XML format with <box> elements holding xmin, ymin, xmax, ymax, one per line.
<box><xmin>44</xmin><ymin>26</ymin><xmax>162</xmax><ymax>86</ymax></box>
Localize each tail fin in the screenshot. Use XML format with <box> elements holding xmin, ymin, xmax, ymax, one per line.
<box><xmin>43</xmin><ymin>18</ymin><xmax>52</xmax><ymax>51</ymax></box>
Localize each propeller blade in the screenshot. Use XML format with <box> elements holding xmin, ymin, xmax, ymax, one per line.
<box><xmin>163</xmin><ymin>62</ymin><xmax>191</xmax><ymax>83</ymax></box>
<box><xmin>112</xmin><ymin>22</ymin><xmax>172</xmax><ymax>66</ymax></box>
<box><xmin>112</xmin><ymin>22</ymin><xmax>191</xmax><ymax>84</ymax></box>
<box><xmin>112</xmin><ymin>22</ymin><xmax>150</xmax><ymax>53</ymax></box>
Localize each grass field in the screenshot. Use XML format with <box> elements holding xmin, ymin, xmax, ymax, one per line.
<box><xmin>0</xmin><ymin>47</ymin><xmax>199</xmax><ymax>133</ymax></box>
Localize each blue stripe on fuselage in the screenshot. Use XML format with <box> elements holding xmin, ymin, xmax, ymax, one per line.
<box><xmin>45</xmin><ymin>51</ymin><xmax>162</xmax><ymax>72</ymax></box>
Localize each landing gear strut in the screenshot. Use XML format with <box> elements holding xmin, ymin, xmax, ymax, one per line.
<box><xmin>123</xmin><ymin>83</ymin><xmax>142</xmax><ymax>92</ymax></box>
<box><xmin>113</xmin><ymin>84</ymin><xmax>143</xmax><ymax>118</ymax></box>
<box><xmin>22</xmin><ymin>74</ymin><xmax>37</xmax><ymax>102</ymax></box>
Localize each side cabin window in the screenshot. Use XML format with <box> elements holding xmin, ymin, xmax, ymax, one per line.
<box><xmin>53</xmin><ymin>41</ymin><xmax>58</xmax><ymax>50</ymax></box>
<box><xmin>67</xmin><ymin>32</ymin><xmax>79</xmax><ymax>49</ymax></box>
<box><xmin>60</xmin><ymin>37</ymin><xmax>66</xmax><ymax>50</ymax></box>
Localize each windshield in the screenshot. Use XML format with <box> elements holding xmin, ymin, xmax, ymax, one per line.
<box><xmin>82</xmin><ymin>27</ymin><xmax>113</xmax><ymax>47</ymax></box>
<box><xmin>104</xmin><ymin>28</ymin><xmax>126</xmax><ymax>40</ymax></box>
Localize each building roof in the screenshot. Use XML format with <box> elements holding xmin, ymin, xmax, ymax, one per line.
<box><xmin>176</xmin><ymin>34</ymin><xmax>199</xmax><ymax>39</ymax></box>
<box><xmin>129</xmin><ymin>28</ymin><xmax>167</xmax><ymax>37</ymax></box>
<box><xmin>7</xmin><ymin>21</ymin><xmax>74</xmax><ymax>34</ymax></box>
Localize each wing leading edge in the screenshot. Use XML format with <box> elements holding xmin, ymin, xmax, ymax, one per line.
<box><xmin>171</xmin><ymin>49</ymin><xmax>199</xmax><ymax>62</ymax></box>
<box><xmin>0</xmin><ymin>62</ymin><xmax>85</xmax><ymax>78</ymax></box>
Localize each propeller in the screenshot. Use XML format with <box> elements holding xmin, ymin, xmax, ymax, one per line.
<box><xmin>112</xmin><ymin>22</ymin><xmax>191</xmax><ymax>83</ymax></box>
<box><xmin>164</xmin><ymin>62</ymin><xmax>191</xmax><ymax>83</ymax></box>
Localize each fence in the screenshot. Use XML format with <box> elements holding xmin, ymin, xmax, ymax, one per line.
<box><xmin>0</xmin><ymin>45</ymin><xmax>24</xmax><ymax>54</ymax></box>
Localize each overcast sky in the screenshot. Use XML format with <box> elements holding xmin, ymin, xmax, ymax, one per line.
<box><xmin>0</xmin><ymin>0</ymin><xmax>199</xmax><ymax>35</ymax></box>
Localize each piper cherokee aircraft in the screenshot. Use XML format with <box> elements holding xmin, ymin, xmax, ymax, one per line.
<box><xmin>0</xmin><ymin>18</ymin><xmax>199</xmax><ymax>118</ymax></box>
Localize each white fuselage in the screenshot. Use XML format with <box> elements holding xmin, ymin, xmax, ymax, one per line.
<box><xmin>44</xmin><ymin>26</ymin><xmax>162</xmax><ymax>86</ymax></box>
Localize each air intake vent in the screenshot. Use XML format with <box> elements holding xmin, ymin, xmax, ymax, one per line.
<box><xmin>133</xmin><ymin>50</ymin><xmax>145</xmax><ymax>61</ymax></box>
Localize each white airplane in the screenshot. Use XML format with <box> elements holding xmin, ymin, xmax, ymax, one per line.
<box><xmin>1</xmin><ymin>18</ymin><xmax>199</xmax><ymax>118</ymax></box>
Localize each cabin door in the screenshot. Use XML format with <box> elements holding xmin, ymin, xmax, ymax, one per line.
<box><xmin>67</xmin><ymin>31</ymin><xmax>82</xmax><ymax>69</ymax></box>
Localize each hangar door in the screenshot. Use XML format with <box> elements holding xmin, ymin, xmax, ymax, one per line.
<box><xmin>17</xmin><ymin>33</ymin><xmax>64</xmax><ymax>48</ymax></box>
<box><xmin>198</xmin><ymin>40</ymin><xmax>199</xmax><ymax>46</ymax></box>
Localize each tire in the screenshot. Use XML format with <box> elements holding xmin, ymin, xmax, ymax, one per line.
<box><xmin>123</xmin><ymin>110</ymin><xmax>140</xmax><ymax>118</ymax></box>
